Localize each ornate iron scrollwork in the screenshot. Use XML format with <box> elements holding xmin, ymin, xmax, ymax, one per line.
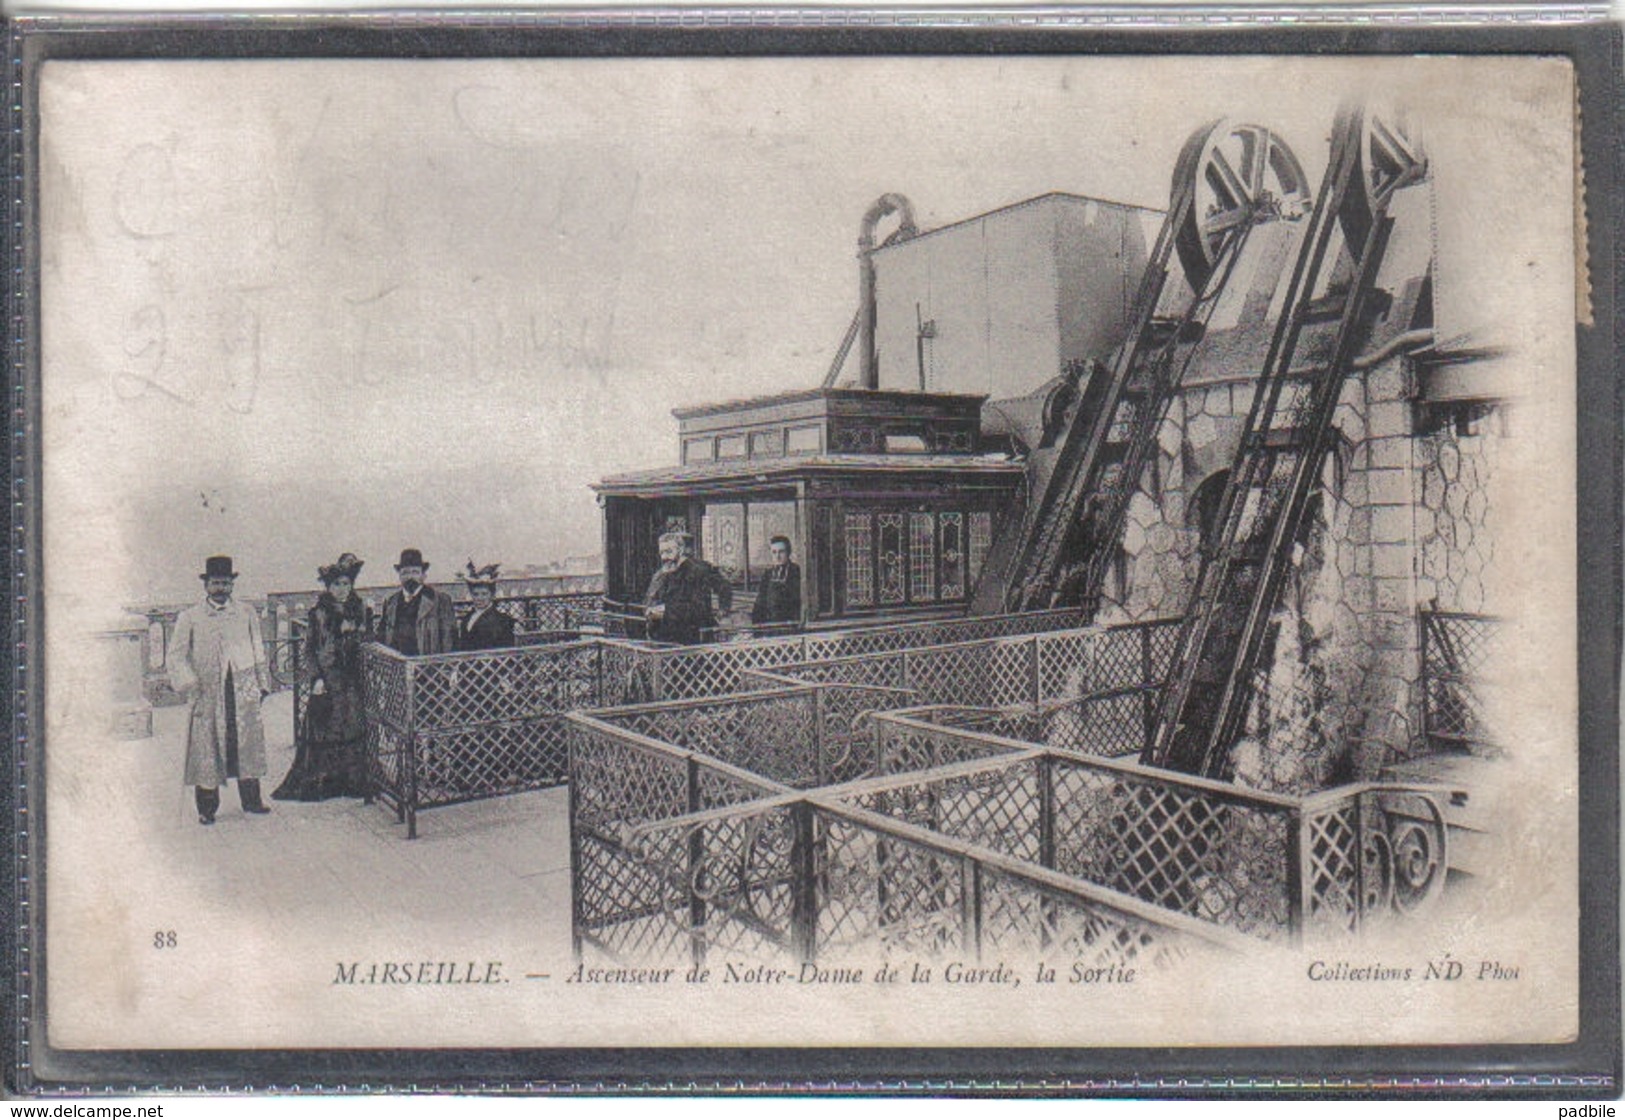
<box><xmin>1367</xmin><ymin>789</ymin><xmax>1450</xmax><ymax>921</ymax></box>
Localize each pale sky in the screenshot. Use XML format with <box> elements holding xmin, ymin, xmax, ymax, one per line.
<box><xmin>38</xmin><ymin>55</ymin><xmax>1573</xmax><ymax>607</ymax></box>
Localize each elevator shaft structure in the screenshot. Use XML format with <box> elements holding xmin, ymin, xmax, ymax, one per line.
<box><xmin>1143</xmin><ymin>105</ymin><xmax>1428</xmax><ymax>779</ymax></box>
<box><xmin>985</xmin><ymin>121</ymin><xmax>1309</xmax><ymax>616</ymax></box>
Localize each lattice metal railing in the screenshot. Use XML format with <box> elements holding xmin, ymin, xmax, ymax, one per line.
<box><xmin>749</xmin><ymin>620</ymin><xmax>1180</xmax><ymax>758</ymax></box>
<box><xmin>577</xmin><ymin>683</ymin><xmax>920</xmax><ymax>791</ymax></box>
<box><xmin>1046</xmin><ymin>752</ymin><xmax>1294</xmax><ymax>938</ymax></box>
<box><xmin>615</xmin><ymin>607</ymin><xmax>1087</xmax><ymax>701</ymax></box>
<box><xmin>1420</xmin><ymin>610</ymin><xmax>1499</xmax><ymax>753</ymax></box>
<box><xmin>362</xmin><ymin>639</ymin><xmax>655</xmax><ymax>837</ymax></box>
<box><xmin>863</xmin><ymin>711</ymin><xmax>1457</xmax><ymax>941</ymax></box>
<box><xmin>566</xmin><ymin>710</ymin><xmax>793</xmax><ymax>965</ymax></box>
<box><xmin>842</xmin><ymin>754</ymin><xmax>1047</xmax><ymax>864</ymax></box>
<box><xmin>353</xmin><ymin>609</ymin><xmax>1082</xmax><ymax>835</ymax></box>
<box><xmin>481</xmin><ymin>591</ymin><xmax>604</xmax><ymax>637</ymax></box>
<box><xmin>361</xmin><ymin>645</ymin><xmax>414</xmax><ymax>825</ymax></box>
<box><xmin>1298</xmin><ymin>784</ymin><xmax>1455</xmax><ymax>935</ymax></box>
<box><xmin>569</xmin><ymin>703</ymin><xmax>1456</xmax><ymax>964</ymax></box>
<box><xmin>268</xmin><ymin>583</ymin><xmax>603</xmax><ymax>646</ymax></box>
<box><xmin>574</xmin><ymin>779</ymin><xmax>1248</xmax><ymax>969</ymax></box>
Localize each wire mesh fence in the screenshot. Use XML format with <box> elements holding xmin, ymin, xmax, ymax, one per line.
<box><xmin>355</xmin><ymin>609</ymin><xmax>1089</xmax><ymax>836</ymax></box>
<box><xmin>859</xmin><ymin>711</ymin><xmax>1457</xmax><ymax>942</ymax></box>
<box><xmin>578</xmin><ymin>683</ymin><xmax>921</xmax><ymax>791</ymax></box>
<box><xmin>573</xmin><ymin>783</ymin><xmax>1248</xmax><ymax>970</ymax></box>
<box><xmin>566</xmin><ymin>714</ymin><xmax>789</xmax><ymax>965</ymax></box>
<box><xmin>567</xmin><ymin>688</ymin><xmax>1459</xmax><ymax>965</ymax></box>
<box><xmin>629</xmin><ymin>607</ymin><xmax>1088</xmax><ymax>700</ymax></box>
<box><xmin>362</xmin><ymin>639</ymin><xmax>652</xmax><ymax>836</ymax></box>
<box><xmin>749</xmin><ymin>619</ymin><xmax>1179</xmax><ymax>758</ymax></box>
<box><xmin>1420</xmin><ymin>610</ymin><xmax>1499</xmax><ymax>753</ymax></box>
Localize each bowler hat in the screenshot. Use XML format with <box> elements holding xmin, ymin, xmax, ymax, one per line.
<box><xmin>199</xmin><ymin>555</ymin><xmax>238</xmax><ymax>581</ymax></box>
<box><xmin>395</xmin><ymin>548</ymin><xmax>430</xmax><ymax>571</ymax></box>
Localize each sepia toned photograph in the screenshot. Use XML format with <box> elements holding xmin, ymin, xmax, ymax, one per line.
<box><xmin>26</xmin><ymin>40</ymin><xmax>1601</xmax><ymax>1073</ymax></box>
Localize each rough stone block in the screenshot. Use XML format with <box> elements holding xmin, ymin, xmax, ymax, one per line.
<box><xmin>1123</xmin><ymin>519</ymin><xmax>1147</xmax><ymax>554</ymax></box>
<box><xmin>1341</xmin><ymin>470</ymin><xmax>1369</xmax><ymax>507</ymax></box>
<box><xmin>1186</xmin><ymin>412</ymin><xmax>1217</xmax><ymax>450</ymax></box>
<box><xmin>1334</xmin><ymin>403</ymin><xmax>1366</xmax><ymax>445</ymax></box>
<box><xmin>1346</xmin><ymin>507</ymin><xmax>1372</xmax><ymax>546</ymax></box>
<box><xmin>1413</xmin><ymin>505</ymin><xmax>1436</xmax><ymax>542</ymax></box>
<box><xmin>1374</xmin><ymin>579</ymin><xmax>1415</xmax><ymax>614</ymax></box>
<box><xmin>1161</xmin><ymin>488</ymin><xmax>1185</xmax><ymax>529</ymax></box>
<box><xmin>1158</xmin><ymin>417</ymin><xmax>1182</xmax><ymax>458</ymax></box>
<box><xmin>1371</xmin><ymin>505</ymin><xmax>1413</xmax><ymax>544</ymax></box>
<box><xmin>1365</xmin><ymin>359</ymin><xmax>1408</xmax><ymax>403</ymax></box>
<box><xmin>1127</xmin><ymin>490</ymin><xmax>1158</xmax><ymax>530</ymax></box>
<box><xmin>1232</xmin><ymin>382</ymin><xmax>1255</xmax><ymax>416</ymax></box>
<box><xmin>1368</xmin><ymin>611</ymin><xmax>1418</xmax><ymax>648</ymax></box>
<box><xmin>1364</xmin><ymin>467</ymin><xmax>1412</xmax><ymax>506</ymax></box>
<box><xmin>1370</xmin><ymin>541</ymin><xmax>1413</xmax><ymax>581</ymax></box>
<box><xmin>1366</xmin><ymin>436</ymin><xmax>1413</xmax><ymax>471</ymax></box>
<box><xmin>1367</xmin><ymin>400</ymin><xmax>1413</xmax><ymax>440</ymax></box>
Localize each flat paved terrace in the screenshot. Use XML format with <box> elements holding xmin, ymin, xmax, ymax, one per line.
<box><xmin>132</xmin><ymin>693</ymin><xmax>573</xmax><ymax>943</ymax></box>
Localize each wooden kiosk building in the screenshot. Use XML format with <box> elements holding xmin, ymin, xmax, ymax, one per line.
<box><xmin>594</xmin><ymin>387</ymin><xmax>1023</xmax><ymax>627</ymax></box>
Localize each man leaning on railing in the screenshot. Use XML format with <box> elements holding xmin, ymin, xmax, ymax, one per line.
<box><xmin>642</xmin><ymin>530</ymin><xmax>732</xmax><ymax>645</ymax></box>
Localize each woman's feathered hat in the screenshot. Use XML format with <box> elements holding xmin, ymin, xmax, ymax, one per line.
<box><xmin>461</xmin><ymin>560</ymin><xmax>502</xmax><ymax>589</ymax></box>
<box><xmin>317</xmin><ymin>552</ymin><xmax>365</xmax><ymax>585</ymax></box>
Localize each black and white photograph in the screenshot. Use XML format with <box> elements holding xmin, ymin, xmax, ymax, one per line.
<box><xmin>23</xmin><ymin>37</ymin><xmax>1607</xmax><ymax>1074</ymax></box>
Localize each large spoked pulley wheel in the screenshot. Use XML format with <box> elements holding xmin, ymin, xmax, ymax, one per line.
<box><xmin>1173</xmin><ymin>120</ymin><xmax>1312</xmax><ymax>292</ymax></box>
<box><xmin>1337</xmin><ymin>103</ymin><xmax>1428</xmax><ymax>254</ymax></box>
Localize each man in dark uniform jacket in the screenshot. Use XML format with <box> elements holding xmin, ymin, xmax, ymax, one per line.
<box><xmin>458</xmin><ymin>561</ymin><xmax>518</xmax><ymax>651</ymax></box>
<box><xmin>643</xmin><ymin>530</ymin><xmax>733</xmax><ymax>645</ymax></box>
<box><xmin>750</xmin><ymin>535</ymin><xmax>803</xmax><ymax>630</ymax></box>
<box><xmin>380</xmin><ymin>548</ymin><xmax>458</xmax><ymax>656</ymax></box>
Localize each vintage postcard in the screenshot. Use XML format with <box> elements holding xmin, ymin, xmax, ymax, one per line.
<box><xmin>27</xmin><ymin>43</ymin><xmax>1601</xmax><ymax>1069</ymax></box>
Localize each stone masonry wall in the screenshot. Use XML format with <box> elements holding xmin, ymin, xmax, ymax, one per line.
<box><xmin>1091</xmin><ymin>352</ymin><xmax>1502</xmax><ymax>792</ymax></box>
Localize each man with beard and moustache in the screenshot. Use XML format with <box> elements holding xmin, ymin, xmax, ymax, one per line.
<box><xmin>643</xmin><ymin>530</ymin><xmax>733</xmax><ymax>645</ymax></box>
<box><xmin>169</xmin><ymin>555</ymin><xmax>273</xmax><ymax>825</ymax></box>
<box><xmin>380</xmin><ymin>548</ymin><xmax>457</xmax><ymax>657</ymax></box>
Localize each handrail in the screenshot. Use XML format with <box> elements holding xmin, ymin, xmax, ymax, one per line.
<box><xmin>808</xmin><ymin>798</ymin><xmax>1256</xmax><ymax>954</ymax></box>
<box><xmin>565</xmin><ymin>711</ymin><xmax>792</xmax><ymax>797</ymax></box>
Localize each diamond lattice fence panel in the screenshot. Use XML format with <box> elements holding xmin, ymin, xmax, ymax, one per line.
<box><xmin>1421</xmin><ymin>612</ymin><xmax>1498</xmax><ymax>751</ymax></box>
<box><xmin>813</xmin><ymin>813</ymin><xmax>968</xmax><ymax>959</ymax></box>
<box><xmin>1048</xmin><ymin>756</ymin><xmax>1293</xmax><ymax>938</ymax></box>
<box><xmin>977</xmin><ymin>868</ymin><xmax>1189</xmax><ymax>971</ymax></box>
<box><xmin>845</xmin><ymin>759</ymin><xmax>1044</xmax><ymax>864</ymax></box>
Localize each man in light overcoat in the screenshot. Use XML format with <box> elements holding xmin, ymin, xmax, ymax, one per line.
<box><xmin>169</xmin><ymin>555</ymin><xmax>273</xmax><ymax>825</ymax></box>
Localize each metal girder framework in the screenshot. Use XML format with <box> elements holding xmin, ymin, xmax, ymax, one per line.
<box><xmin>993</xmin><ymin>121</ymin><xmax>1310</xmax><ymax>616</ymax></box>
<box><xmin>1143</xmin><ymin>104</ymin><xmax>1429</xmax><ymax>780</ymax></box>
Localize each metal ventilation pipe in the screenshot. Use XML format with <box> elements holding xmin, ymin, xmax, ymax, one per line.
<box><xmin>857</xmin><ymin>193</ymin><xmax>918</xmax><ymax>390</ymax></box>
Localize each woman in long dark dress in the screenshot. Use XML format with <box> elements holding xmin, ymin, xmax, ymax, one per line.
<box><xmin>273</xmin><ymin>553</ymin><xmax>373</xmax><ymax>801</ymax></box>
